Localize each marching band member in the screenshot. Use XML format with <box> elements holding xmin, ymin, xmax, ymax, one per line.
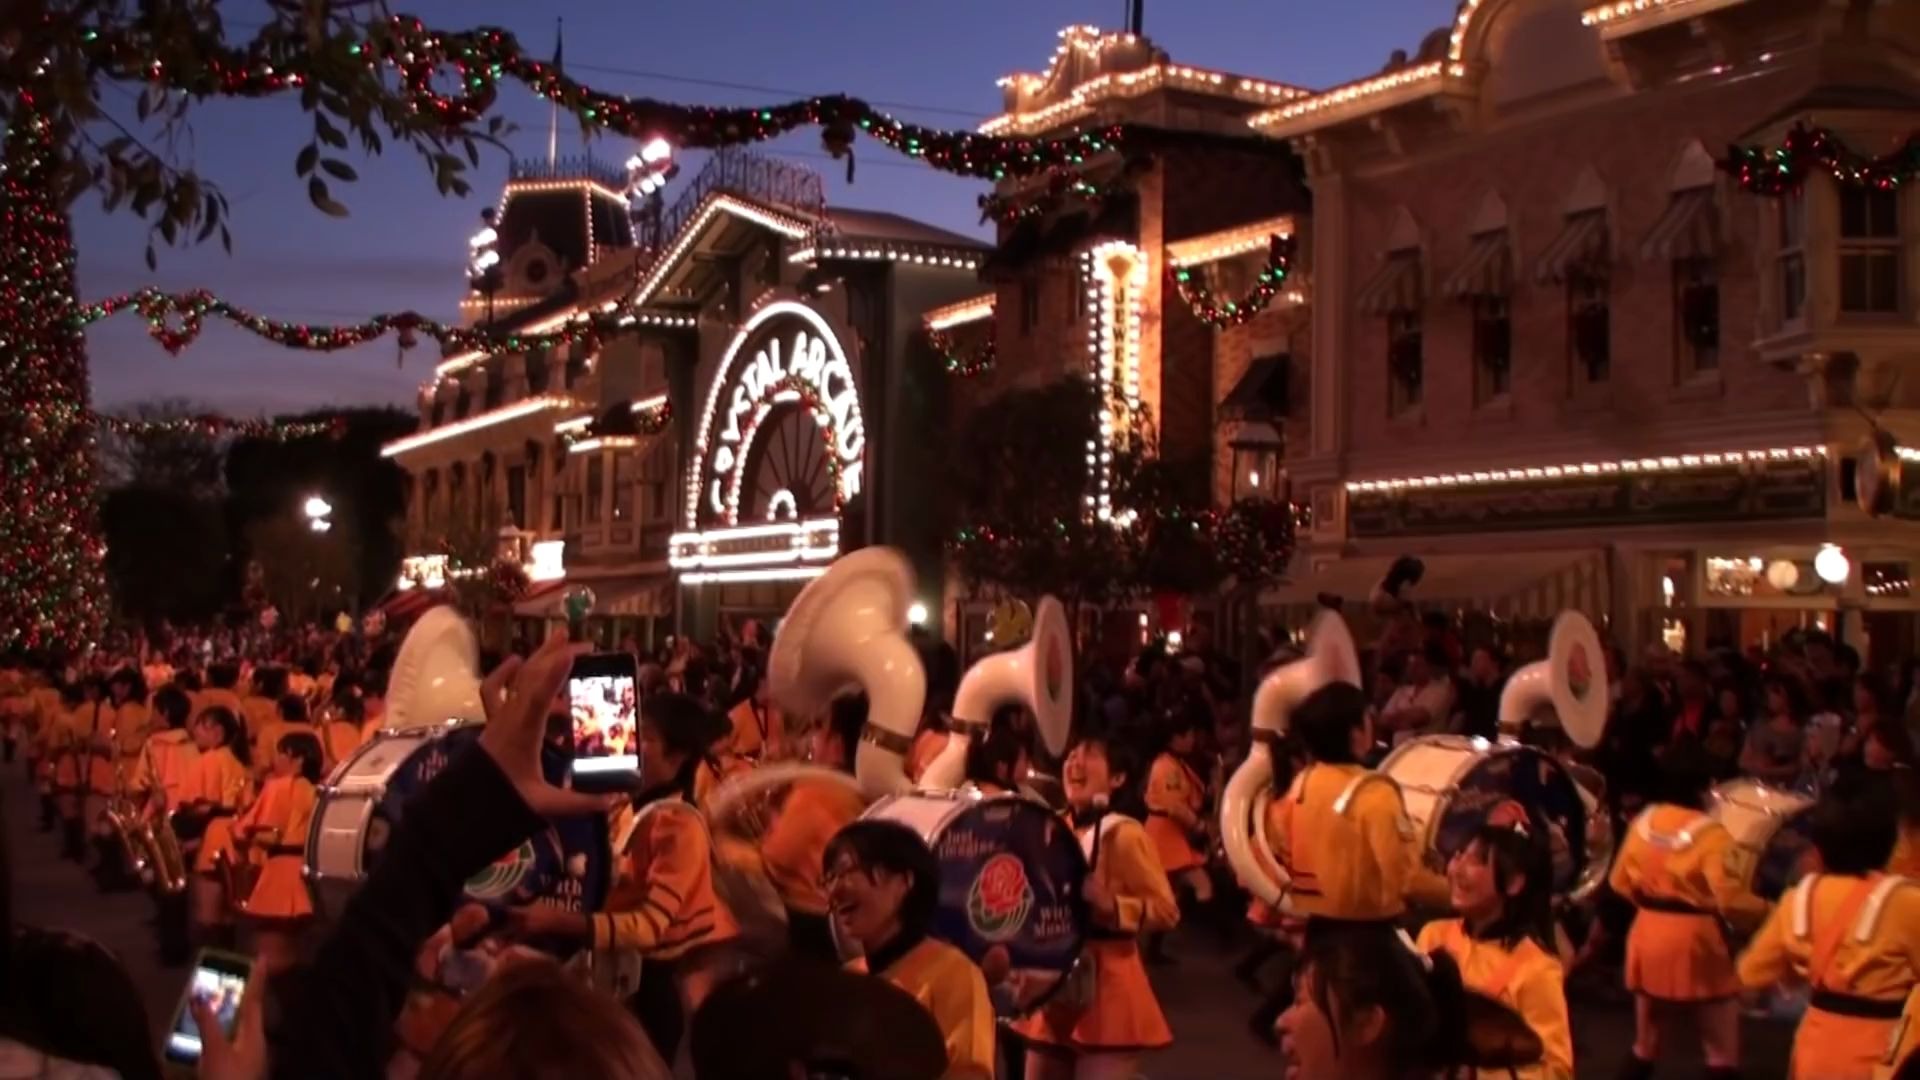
<box><xmin>764</xmin><ymin>695</ymin><xmax>867</xmax><ymax>962</ymax></box>
<box><xmin>178</xmin><ymin>705</ymin><xmax>254</xmax><ymax>949</ymax></box>
<box><xmin>250</xmin><ymin>694</ymin><xmax>318</xmax><ymax>779</ymax></box>
<box><xmin>510</xmin><ymin>693</ymin><xmax>742</xmax><ymax>1065</ymax></box>
<box><xmin>132</xmin><ymin>686</ymin><xmax>201</xmax><ymax>965</ymax></box>
<box><xmin>826</xmin><ymin>819</ymin><xmax>995</xmax><ymax>1080</ymax></box>
<box><xmin>1416</xmin><ymin>816</ymin><xmax>1573</xmax><ymax>1079</ymax></box>
<box><xmin>320</xmin><ymin>691</ymin><xmax>367</xmax><ymax>770</ymax></box>
<box><xmin>26</xmin><ymin>672</ymin><xmax>62</xmax><ymax>831</ymax></box>
<box><xmin>722</xmin><ymin>668</ymin><xmax>783</xmax><ymax>762</ymax></box>
<box><xmin>240</xmin><ymin>666</ymin><xmax>287</xmax><ymax>747</ymax></box>
<box><xmin>47</xmin><ymin>680</ymin><xmax>97</xmax><ymax>861</ymax></box>
<box><xmin>1738</xmin><ymin>786</ymin><xmax>1920</xmax><ymax>1080</ymax></box>
<box><xmin>357</xmin><ymin>666</ymin><xmax>390</xmax><ymax>743</ymax></box>
<box><xmin>907</xmin><ymin>713</ymin><xmax>951</xmax><ymax>785</ymax></box>
<box><xmin>1014</xmin><ymin>734</ymin><xmax>1178</xmax><ymax>1080</ymax></box>
<box><xmin>91</xmin><ymin>668</ymin><xmax>151</xmax><ymax>890</ymax></box>
<box><xmin>961</xmin><ymin>711</ymin><xmax>1028</xmax><ymax>796</ymax></box>
<box><xmin>1144</xmin><ymin>705</ymin><xmax>1211</xmax><ymax>962</ymax></box>
<box><xmin>234</xmin><ymin>731</ymin><xmax>322</xmax><ymax>972</ymax></box>
<box><xmin>195</xmin><ymin>662</ymin><xmax>245</xmax><ymax>730</ymax></box>
<box><xmin>1608</xmin><ymin>759</ymin><xmax>1768</xmax><ymax>1080</ymax></box>
<box><xmin>1264</xmin><ymin>682</ymin><xmax>1448</xmax><ymax>925</ymax></box>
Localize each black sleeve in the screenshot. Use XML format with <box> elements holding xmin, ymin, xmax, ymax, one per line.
<box><xmin>0</xmin><ymin>930</ymin><xmax>160</xmax><ymax>1080</ymax></box>
<box><xmin>266</xmin><ymin>746</ymin><xmax>546</xmax><ymax>1079</ymax></box>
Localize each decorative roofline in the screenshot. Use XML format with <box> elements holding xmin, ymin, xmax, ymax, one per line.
<box><xmin>1580</xmin><ymin>0</ymin><xmax>1752</xmax><ymax>36</ymax></box>
<box><xmin>1165</xmin><ymin>216</ymin><xmax>1297</xmax><ymax>268</ymax></box>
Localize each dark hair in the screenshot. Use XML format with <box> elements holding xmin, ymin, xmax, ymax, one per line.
<box><xmin>1461</xmin><ymin>822</ymin><xmax>1556</xmax><ymax>953</ymax></box>
<box><xmin>420</xmin><ymin>960</ymin><xmax>669</xmax><ymax>1080</ymax></box>
<box><xmin>964</xmin><ymin>713</ymin><xmax>1026</xmax><ymax>790</ymax></box>
<box><xmin>823</xmin><ymin>821</ymin><xmax>940</xmax><ymax>939</ymax></box>
<box><xmin>1064</xmin><ymin>732</ymin><xmax>1144</xmax><ymax>819</ymax></box>
<box><xmin>207</xmin><ymin>662</ymin><xmax>239</xmax><ymax>690</ymax></box>
<box><xmin>361</xmin><ymin>666</ymin><xmax>390</xmax><ymax>697</ymax></box>
<box><xmin>107</xmin><ymin>667</ymin><xmax>147</xmax><ymax>704</ymax></box>
<box><xmin>151</xmin><ymin>686</ymin><xmax>191</xmax><ymax>730</ymax></box>
<box><xmin>277</xmin><ymin>694</ymin><xmax>309</xmax><ymax>724</ymax></box>
<box><xmin>822</xmin><ymin>694</ymin><xmax>867</xmax><ymax>773</ymax></box>
<box><xmin>1810</xmin><ymin>784</ymin><xmax>1898</xmax><ymax>875</ymax></box>
<box><xmin>172</xmin><ymin>668</ymin><xmax>202</xmax><ymax>693</ymax></box>
<box><xmin>196</xmin><ymin>705</ymin><xmax>250</xmax><ymax>766</ymax></box>
<box><xmin>639</xmin><ymin>692</ymin><xmax>728</xmax><ymax>760</ymax></box>
<box><xmin>333</xmin><ymin>693</ymin><xmax>366</xmax><ymax>725</ymax></box>
<box><xmin>1654</xmin><ymin>746</ymin><xmax>1712</xmax><ymax>808</ymax></box>
<box><xmin>1858</xmin><ymin>673</ymin><xmax>1899</xmax><ymax>718</ymax></box>
<box><xmin>253</xmin><ymin>666</ymin><xmax>289</xmax><ymax>700</ymax></box>
<box><xmin>1293</xmin><ymin>682</ymin><xmax>1370</xmax><ymax>765</ymax></box>
<box><xmin>1301</xmin><ymin>921</ymin><xmax>1466</xmax><ymax>1072</ymax></box>
<box><xmin>276</xmin><ymin>732</ymin><xmax>324</xmax><ymax>783</ymax></box>
<box><xmin>1762</xmin><ymin>675</ymin><xmax>1810</xmax><ymax>720</ymax></box>
<box><xmin>1420</xmin><ymin>641</ymin><xmax>1451</xmax><ymax>670</ymax></box>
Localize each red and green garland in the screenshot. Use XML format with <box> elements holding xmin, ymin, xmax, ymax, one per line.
<box><xmin>1722</xmin><ymin>126</ymin><xmax>1920</xmax><ymax>197</ymax></box>
<box><xmin>978</xmin><ymin>170</ymin><xmax>1133</xmax><ymax>226</ymax></box>
<box><xmin>950</xmin><ymin>496</ymin><xmax>1298</xmax><ymax>592</ymax></box>
<box><xmin>77</xmin><ymin>287</ymin><xmax>612</xmax><ymax>359</ymax></box>
<box><xmin>1168</xmin><ymin>235</ymin><xmax>1295</xmax><ymax>328</ymax></box>
<box><xmin>929</xmin><ymin>324</ymin><xmax>996</xmax><ymax>378</ymax></box>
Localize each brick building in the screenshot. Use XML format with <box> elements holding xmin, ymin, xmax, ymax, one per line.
<box><xmin>1252</xmin><ymin>0</ymin><xmax>1920</xmax><ymax>663</ymax></box>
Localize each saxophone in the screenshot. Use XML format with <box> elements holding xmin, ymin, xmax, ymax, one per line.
<box><xmin>138</xmin><ymin>739</ymin><xmax>191</xmax><ymax>895</ymax></box>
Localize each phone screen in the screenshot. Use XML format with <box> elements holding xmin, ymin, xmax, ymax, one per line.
<box><xmin>165</xmin><ymin>949</ymin><xmax>251</xmax><ymax>1064</ymax></box>
<box><xmin>568</xmin><ymin>652</ymin><xmax>639</xmax><ymax>778</ymax></box>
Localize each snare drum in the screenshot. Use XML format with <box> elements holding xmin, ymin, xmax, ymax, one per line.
<box><xmin>864</xmin><ymin>791</ymin><xmax>1086</xmax><ymax>1014</ymax></box>
<box><xmin>1709</xmin><ymin>778</ymin><xmax>1814</xmax><ymax>900</ymax></box>
<box><xmin>306</xmin><ymin>724</ymin><xmax>611</xmax><ymax>944</ymax></box>
<box><xmin>1376</xmin><ymin>736</ymin><xmax>1606</xmax><ymax>898</ymax></box>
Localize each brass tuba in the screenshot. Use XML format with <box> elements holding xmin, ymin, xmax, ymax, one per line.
<box><xmin>143</xmin><ymin>812</ymin><xmax>191</xmax><ymax>895</ymax></box>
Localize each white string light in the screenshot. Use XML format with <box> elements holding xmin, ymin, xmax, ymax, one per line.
<box><xmin>679</xmin><ymin>566</ymin><xmax>829</xmax><ymax>585</ymax></box>
<box><xmin>924</xmin><ymin>294</ymin><xmax>997</xmax><ymax>331</ymax></box>
<box><xmin>382</xmin><ymin>394</ymin><xmax>579</xmax><ymax>458</ymax></box>
<box><xmin>668</xmin><ymin>518</ymin><xmax>840</xmax><ymax>571</ymax></box>
<box><xmin>1344</xmin><ymin>445</ymin><xmax>1827</xmax><ymax>494</ymax></box>
<box><xmin>1581</xmin><ymin>0</ymin><xmax>1738</xmax><ymax>28</ymax></box>
<box><xmin>791</xmin><ymin>244</ymin><xmax>982</xmax><ymax>271</ymax></box>
<box><xmin>1084</xmin><ymin>241</ymin><xmax>1146</xmax><ymax>522</ymax></box>
<box><xmin>632</xmin><ymin>194</ymin><xmax>814</xmax><ymax>309</ymax></box>
<box><xmin>1165</xmin><ymin>217</ymin><xmax>1296</xmax><ymax>268</ymax></box>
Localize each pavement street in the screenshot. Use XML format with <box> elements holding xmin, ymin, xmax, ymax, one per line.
<box><xmin>4</xmin><ymin>763</ymin><xmax>1794</xmax><ymax>1079</ymax></box>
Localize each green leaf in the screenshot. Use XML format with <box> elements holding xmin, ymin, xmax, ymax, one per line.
<box><xmin>144</xmin><ymin>243</ymin><xmax>156</xmax><ymax>271</ymax></box>
<box><xmin>315</xmin><ymin>112</ymin><xmax>347</xmax><ymax>148</ymax></box>
<box><xmin>296</xmin><ymin>144</ymin><xmax>318</xmax><ymax>176</ymax></box>
<box><xmin>319</xmin><ymin>159</ymin><xmax>357</xmax><ymax>182</ymax></box>
<box><xmin>159</xmin><ymin>216</ymin><xmax>178</xmax><ymax>244</ymax></box>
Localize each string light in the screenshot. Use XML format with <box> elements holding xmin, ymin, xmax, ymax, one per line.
<box><xmin>928</xmin><ymin>323</ymin><xmax>996</xmax><ymax>377</ymax></box>
<box><xmin>1721</xmin><ymin>126</ymin><xmax>1920</xmax><ymax>196</ymax></box>
<box><xmin>668</xmin><ymin>518</ymin><xmax>840</xmax><ymax>571</ymax></box>
<box><xmin>1345</xmin><ymin>445</ymin><xmax>1827</xmax><ymax>494</ymax></box>
<box><xmin>791</xmin><ymin>243</ymin><xmax>982</xmax><ymax>270</ymax></box>
<box><xmin>1581</xmin><ymin>0</ymin><xmax>1730</xmax><ymax>29</ymax></box>
<box><xmin>678</xmin><ymin>566</ymin><xmax>828</xmax><ymax>585</ymax></box>
<box><xmin>1084</xmin><ymin>241</ymin><xmax>1147</xmax><ymax>521</ymax></box>
<box><xmin>1166</xmin><ymin>218</ymin><xmax>1296</xmax><ymax>268</ymax></box>
<box><xmin>96</xmin><ymin>414</ymin><xmax>343</xmax><ymax>441</ymax></box>
<box><xmin>380</xmin><ymin>394</ymin><xmax>578</xmax><ymax>458</ymax></box>
<box><xmin>924</xmin><ymin>294</ymin><xmax>996</xmax><ymax>331</ymax></box>
<box><xmin>1168</xmin><ymin>235</ymin><xmax>1295</xmax><ymax>328</ymax></box>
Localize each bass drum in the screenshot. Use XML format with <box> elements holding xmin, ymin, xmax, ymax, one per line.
<box><xmin>865</xmin><ymin>791</ymin><xmax>1086</xmax><ymax>1014</ymax></box>
<box><xmin>1377</xmin><ymin>736</ymin><xmax>1608</xmax><ymax>899</ymax></box>
<box><xmin>307</xmin><ymin>723</ymin><xmax>611</xmax><ymax>950</ymax></box>
<box><xmin>1709</xmin><ymin>778</ymin><xmax>1815</xmax><ymax>900</ymax></box>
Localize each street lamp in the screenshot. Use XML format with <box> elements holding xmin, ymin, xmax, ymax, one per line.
<box><xmin>1228</xmin><ymin>422</ymin><xmax>1285</xmax><ymax>502</ymax></box>
<box><xmin>469</xmin><ymin>206</ymin><xmax>503</xmax><ymax>323</ymax></box>
<box><xmin>305</xmin><ymin>494</ymin><xmax>333</xmax><ymax>533</ymax></box>
<box><xmin>626</xmin><ymin>137</ymin><xmax>678</xmax><ymax>248</ymax></box>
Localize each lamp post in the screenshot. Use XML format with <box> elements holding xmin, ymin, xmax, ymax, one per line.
<box><xmin>626</xmin><ymin>137</ymin><xmax>678</xmax><ymax>249</ymax></box>
<box><xmin>304</xmin><ymin>494</ymin><xmax>333</xmax><ymax>533</ymax></box>
<box><xmin>1228</xmin><ymin>422</ymin><xmax>1285</xmax><ymax>503</ymax></box>
<box><xmin>469</xmin><ymin>206</ymin><xmax>502</xmax><ymax>323</ymax></box>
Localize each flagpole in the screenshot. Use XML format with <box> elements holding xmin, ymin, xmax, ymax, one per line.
<box><xmin>547</xmin><ymin>18</ymin><xmax>562</xmax><ymax>169</ymax></box>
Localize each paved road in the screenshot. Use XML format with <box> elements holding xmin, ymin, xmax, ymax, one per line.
<box><xmin>4</xmin><ymin>765</ymin><xmax>1793</xmax><ymax>1078</ymax></box>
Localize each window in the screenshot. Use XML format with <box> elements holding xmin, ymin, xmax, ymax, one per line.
<box><xmin>1388</xmin><ymin>311</ymin><xmax>1423</xmax><ymax>414</ymax></box>
<box><xmin>1569</xmin><ymin>271</ymin><xmax>1610</xmax><ymax>384</ymax></box>
<box><xmin>1472</xmin><ymin>295</ymin><xmax>1511</xmax><ymax>402</ymax></box>
<box><xmin>550</xmin><ymin>492</ymin><xmax>564</xmax><ymax>532</ymax></box>
<box><xmin>430</xmin><ymin>396</ymin><xmax>445</xmax><ymax>427</ymax></box>
<box><xmin>1674</xmin><ymin>257</ymin><xmax>1720</xmax><ymax>375</ymax></box>
<box><xmin>484</xmin><ymin>361</ymin><xmax>504</xmax><ymax>410</ymax></box>
<box><xmin>1020</xmin><ymin>279</ymin><xmax>1040</xmax><ymax>336</ymax></box>
<box><xmin>1777</xmin><ymin>193</ymin><xmax>1806</xmax><ymax>322</ymax></box>
<box><xmin>1840</xmin><ymin>187</ymin><xmax>1901</xmax><ymax>314</ymax></box>
<box><xmin>525</xmin><ymin>350</ymin><xmax>549</xmax><ymax>395</ymax></box>
<box><xmin>647</xmin><ymin>481</ymin><xmax>667</xmax><ymax>522</ymax></box>
<box><xmin>585</xmin><ymin>456</ymin><xmax>604</xmax><ymax>524</ymax></box>
<box><xmin>612</xmin><ymin>455</ymin><xmax>634</xmax><ymax>523</ymax></box>
<box><xmin>506</xmin><ymin>465</ymin><xmax>527</xmax><ymax>529</ymax></box>
<box><xmin>564</xmin><ymin>343</ymin><xmax>589</xmax><ymax>388</ymax></box>
<box><xmin>454</xmin><ymin>383</ymin><xmax>472</xmax><ymax>420</ymax></box>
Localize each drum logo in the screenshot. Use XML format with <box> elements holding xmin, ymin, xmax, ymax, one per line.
<box><xmin>967</xmin><ymin>854</ymin><xmax>1033</xmax><ymax>942</ymax></box>
<box><xmin>464</xmin><ymin>840</ymin><xmax>535</xmax><ymax>900</ymax></box>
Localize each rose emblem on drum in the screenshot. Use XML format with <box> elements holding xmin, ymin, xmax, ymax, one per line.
<box><xmin>465</xmin><ymin>840</ymin><xmax>536</xmax><ymax>900</ymax></box>
<box><xmin>968</xmin><ymin>853</ymin><xmax>1034</xmax><ymax>942</ymax></box>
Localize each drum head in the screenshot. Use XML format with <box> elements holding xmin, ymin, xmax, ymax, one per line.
<box><xmin>1442</xmin><ymin>747</ymin><xmax>1590</xmax><ymax>894</ymax></box>
<box><xmin>920</xmin><ymin>797</ymin><xmax>1086</xmax><ymax>1013</ymax></box>
<box><xmin>1751</xmin><ymin>804</ymin><xmax>1816</xmax><ymax>901</ymax></box>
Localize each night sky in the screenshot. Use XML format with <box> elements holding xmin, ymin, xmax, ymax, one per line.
<box><xmin>78</xmin><ymin>0</ymin><xmax>1448</xmax><ymax>416</ymax></box>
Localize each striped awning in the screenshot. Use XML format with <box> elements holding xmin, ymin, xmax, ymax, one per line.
<box><xmin>1355</xmin><ymin>252</ymin><xmax>1423</xmax><ymax>316</ymax></box>
<box><xmin>1440</xmin><ymin>231</ymin><xmax>1513</xmax><ymax>299</ymax></box>
<box><xmin>1534</xmin><ymin>211</ymin><xmax>1610</xmax><ymax>284</ymax></box>
<box><xmin>1640</xmin><ymin>188</ymin><xmax>1721</xmax><ymax>262</ymax></box>
<box><xmin>1262</xmin><ymin>549</ymin><xmax>1610</xmax><ymax>625</ymax></box>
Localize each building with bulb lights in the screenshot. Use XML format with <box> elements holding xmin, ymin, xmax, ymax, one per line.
<box><xmin>1246</xmin><ymin>0</ymin><xmax>1920</xmax><ymax>663</ymax></box>
<box><xmin>384</xmin><ymin>149</ymin><xmax>988</xmax><ymax>644</ymax></box>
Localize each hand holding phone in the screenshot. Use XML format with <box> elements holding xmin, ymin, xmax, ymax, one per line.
<box><xmin>165</xmin><ymin>948</ymin><xmax>253</xmax><ymax>1066</ymax></box>
<box><xmin>568</xmin><ymin>651</ymin><xmax>640</xmax><ymax>785</ymax></box>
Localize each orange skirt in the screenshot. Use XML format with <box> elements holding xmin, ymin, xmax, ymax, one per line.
<box><xmin>1144</xmin><ymin>816</ymin><xmax>1203</xmax><ymax>876</ymax></box>
<box><xmin>195</xmin><ymin>817</ymin><xmax>238</xmax><ymax>875</ymax></box>
<box><xmin>1012</xmin><ymin>940</ymin><xmax>1171</xmax><ymax>1052</ymax></box>
<box><xmin>244</xmin><ymin>855</ymin><xmax>313</xmax><ymax>919</ymax></box>
<box><xmin>1624</xmin><ymin>909</ymin><xmax>1737</xmax><ymax>1001</ymax></box>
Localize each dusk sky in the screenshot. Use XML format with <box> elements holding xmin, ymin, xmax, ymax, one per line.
<box><xmin>78</xmin><ymin>0</ymin><xmax>1450</xmax><ymax>417</ymax></box>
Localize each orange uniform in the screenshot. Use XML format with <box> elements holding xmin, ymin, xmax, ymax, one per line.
<box><xmin>1144</xmin><ymin>752</ymin><xmax>1206</xmax><ymax>875</ymax></box>
<box><xmin>193</xmin><ymin>687</ymin><xmax>245</xmax><ymax>723</ymax></box>
<box><xmin>1608</xmin><ymin>804</ymin><xmax>1769</xmax><ymax>1001</ymax></box>
<box><xmin>251</xmin><ymin>719</ymin><xmax>320</xmax><ymax>776</ymax></box>
<box><xmin>761</xmin><ymin>777</ymin><xmax>864</xmax><ymax>917</ymax></box>
<box><xmin>1887</xmin><ymin>822</ymin><xmax>1920</xmax><ymax>878</ymax></box>
<box><xmin>1014</xmin><ymin>814</ymin><xmax>1177</xmax><ymax>1053</ymax></box>
<box><xmin>874</xmin><ymin>938</ymin><xmax>996</xmax><ymax>1080</ymax></box>
<box><xmin>126</xmin><ymin>728</ymin><xmax>200</xmax><ymax>807</ymax></box>
<box><xmin>182</xmin><ymin>747</ymin><xmax>252</xmax><ymax>875</ymax></box>
<box><xmin>321</xmin><ymin>720</ymin><xmax>363</xmax><ymax>772</ymax></box>
<box><xmin>240</xmin><ymin>695</ymin><xmax>279</xmax><ymax>747</ymax></box>
<box><xmin>1417</xmin><ymin>919</ymin><xmax>1575</xmax><ymax>1079</ymax></box>
<box><xmin>907</xmin><ymin>729</ymin><xmax>950</xmax><ymax>783</ymax></box>
<box><xmin>723</xmin><ymin>699</ymin><xmax>779</xmax><ymax>761</ymax></box>
<box><xmin>1739</xmin><ymin>873</ymin><xmax>1920</xmax><ymax>1079</ymax></box>
<box><xmin>1264</xmin><ymin>762</ymin><xmax>1448</xmax><ymax>920</ymax></box>
<box><xmin>98</xmin><ymin>700</ymin><xmax>151</xmax><ymax>794</ymax></box>
<box><xmin>234</xmin><ymin>774</ymin><xmax>316</xmax><ymax>920</ymax></box>
<box><xmin>594</xmin><ymin>798</ymin><xmax>740</xmax><ymax>961</ymax></box>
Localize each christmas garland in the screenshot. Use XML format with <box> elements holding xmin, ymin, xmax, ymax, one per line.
<box><xmin>1167</xmin><ymin>235</ymin><xmax>1295</xmax><ymax>328</ymax></box>
<box><xmin>76</xmin><ymin>287</ymin><xmax>614</xmax><ymax>359</ymax></box>
<box><xmin>94</xmin><ymin>413</ymin><xmax>344</xmax><ymax>441</ymax></box>
<box><xmin>928</xmin><ymin>324</ymin><xmax>996</xmax><ymax>378</ymax></box>
<box><xmin>1722</xmin><ymin>126</ymin><xmax>1920</xmax><ymax>197</ymax></box>
<box><xmin>74</xmin><ymin>15</ymin><xmax>1131</xmax><ymax>181</ymax></box>
<box><xmin>950</xmin><ymin>497</ymin><xmax>1297</xmax><ymax>589</ymax></box>
<box><xmin>978</xmin><ymin>170</ymin><xmax>1133</xmax><ymax>226</ymax></box>
<box><xmin>558</xmin><ymin>399</ymin><xmax>674</xmax><ymax>446</ymax></box>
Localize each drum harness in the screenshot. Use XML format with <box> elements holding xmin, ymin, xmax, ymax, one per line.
<box><xmin>1628</xmin><ymin>810</ymin><xmax>1723</xmax><ymax>918</ymax></box>
<box><xmin>1271</xmin><ymin>766</ymin><xmax>1416</xmax><ymax>906</ymax></box>
<box><xmin>1788</xmin><ymin>873</ymin><xmax>1910</xmax><ymax>1021</ymax></box>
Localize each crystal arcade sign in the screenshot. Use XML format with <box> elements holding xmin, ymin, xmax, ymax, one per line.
<box><xmin>670</xmin><ymin>301</ymin><xmax>866</xmax><ymax>581</ymax></box>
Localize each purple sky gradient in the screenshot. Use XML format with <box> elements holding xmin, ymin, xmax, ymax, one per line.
<box><xmin>77</xmin><ymin>0</ymin><xmax>1450</xmax><ymax>416</ymax></box>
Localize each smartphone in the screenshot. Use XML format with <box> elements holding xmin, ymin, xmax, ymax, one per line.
<box><xmin>568</xmin><ymin>651</ymin><xmax>640</xmax><ymax>783</ymax></box>
<box><xmin>164</xmin><ymin>948</ymin><xmax>252</xmax><ymax>1065</ymax></box>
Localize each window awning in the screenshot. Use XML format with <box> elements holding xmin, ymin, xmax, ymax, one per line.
<box><xmin>1534</xmin><ymin>212</ymin><xmax>1610</xmax><ymax>284</ymax></box>
<box><xmin>1219</xmin><ymin>356</ymin><xmax>1291</xmax><ymax>423</ymax></box>
<box><xmin>1263</xmin><ymin>549</ymin><xmax>1609</xmax><ymax>623</ymax></box>
<box><xmin>1440</xmin><ymin>231</ymin><xmax>1512</xmax><ymax>299</ymax></box>
<box><xmin>1355</xmin><ymin>253</ymin><xmax>1423</xmax><ymax>316</ymax></box>
<box><xmin>1640</xmin><ymin>188</ymin><xmax>1721</xmax><ymax>262</ymax></box>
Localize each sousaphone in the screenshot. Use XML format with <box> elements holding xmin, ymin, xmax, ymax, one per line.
<box><xmin>383</xmin><ymin>606</ymin><xmax>486</xmax><ymax>732</ymax></box>
<box><xmin>920</xmin><ymin>596</ymin><xmax>1073</xmax><ymax>789</ymax></box>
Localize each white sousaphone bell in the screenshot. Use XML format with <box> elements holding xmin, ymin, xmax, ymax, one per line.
<box><xmin>383</xmin><ymin>605</ymin><xmax>487</xmax><ymax>731</ymax></box>
<box><xmin>1219</xmin><ymin>609</ymin><xmax>1361</xmax><ymax>908</ymax></box>
<box><xmin>920</xmin><ymin>595</ymin><xmax>1074</xmax><ymax>789</ymax></box>
<box><xmin>1498</xmin><ymin>611</ymin><xmax>1608</xmax><ymax>750</ymax></box>
<box><xmin>765</xmin><ymin>548</ymin><xmax>928</xmax><ymax>800</ymax></box>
